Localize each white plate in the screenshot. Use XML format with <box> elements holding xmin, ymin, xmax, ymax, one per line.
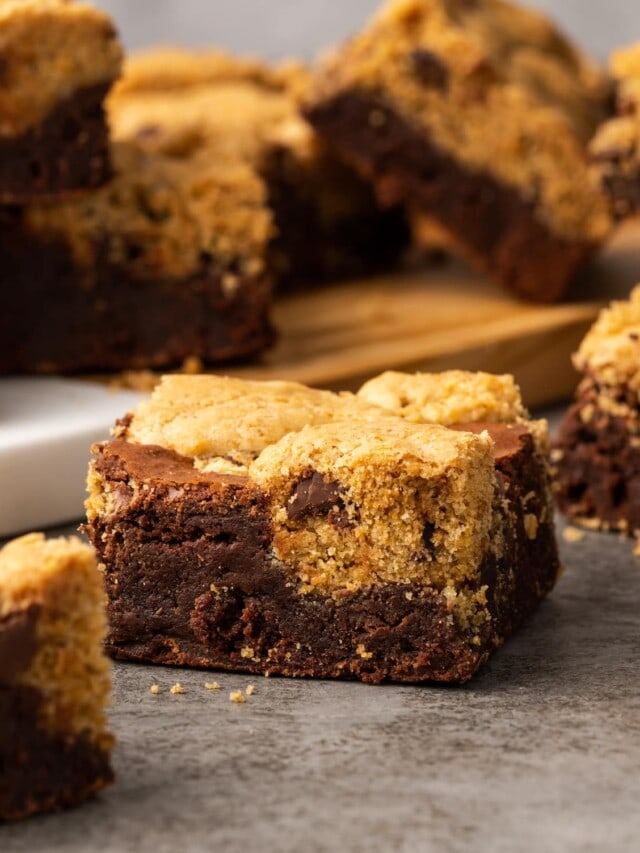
<box><xmin>0</xmin><ymin>378</ymin><xmax>145</xmax><ymax>538</ymax></box>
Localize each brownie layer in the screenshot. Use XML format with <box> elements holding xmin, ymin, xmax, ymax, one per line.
<box><xmin>86</xmin><ymin>422</ymin><xmax>558</xmax><ymax>684</ymax></box>
<box><xmin>0</xmin><ymin>685</ymin><xmax>113</xmax><ymax>822</ymax></box>
<box><xmin>304</xmin><ymin>92</ymin><xmax>597</xmax><ymax>302</ymax></box>
<box><xmin>0</xmin><ymin>216</ymin><xmax>274</xmax><ymax>373</ymax></box>
<box><xmin>0</xmin><ymin>83</ymin><xmax>112</xmax><ymax>203</ymax></box>
<box><xmin>263</xmin><ymin>145</ymin><xmax>409</xmax><ymax>290</ymax></box>
<box><xmin>553</xmin><ymin>394</ymin><xmax>640</xmax><ymax>533</ymax></box>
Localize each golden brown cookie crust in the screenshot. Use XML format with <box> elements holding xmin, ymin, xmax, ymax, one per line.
<box><xmin>307</xmin><ymin>0</ymin><xmax>611</xmax><ymax>242</ymax></box>
<box><xmin>0</xmin><ymin>0</ymin><xmax>122</xmax><ymax>137</ymax></box>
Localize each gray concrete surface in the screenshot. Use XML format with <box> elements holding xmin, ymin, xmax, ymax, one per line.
<box><xmin>2</xmin><ymin>506</ymin><xmax>639</xmax><ymax>852</ymax></box>
<box><xmin>94</xmin><ymin>0</ymin><xmax>639</xmax><ymax>61</ymax></box>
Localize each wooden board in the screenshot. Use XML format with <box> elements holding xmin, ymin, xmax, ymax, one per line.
<box><xmin>225</xmin><ymin>220</ymin><xmax>640</xmax><ymax>409</ymax></box>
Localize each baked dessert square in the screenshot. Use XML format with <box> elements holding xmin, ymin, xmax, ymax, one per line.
<box><xmin>85</xmin><ymin>371</ymin><xmax>559</xmax><ymax>684</ymax></box>
<box><xmin>0</xmin><ymin>533</ymin><xmax>113</xmax><ymax>822</ymax></box>
<box><xmin>0</xmin><ymin>125</ymin><xmax>275</xmax><ymax>373</ymax></box>
<box><xmin>591</xmin><ymin>44</ymin><xmax>640</xmax><ymax>218</ymax></box>
<box><xmin>304</xmin><ymin>0</ymin><xmax>612</xmax><ymax>302</ymax></box>
<box><xmin>108</xmin><ymin>47</ymin><xmax>409</xmax><ymax>290</ymax></box>
<box><xmin>0</xmin><ymin>0</ymin><xmax>122</xmax><ymax>201</ymax></box>
<box><xmin>553</xmin><ymin>285</ymin><xmax>640</xmax><ymax>535</ymax></box>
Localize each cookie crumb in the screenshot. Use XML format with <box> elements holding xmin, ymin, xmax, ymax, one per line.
<box><xmin>356</xmin><ymin>644</ymin><xmax>373</xmax><ymax>660</ymax></box>
<box><xmin>563</xmin><ymin>526</ymin><xmax>585</xmax><ymax>543</ymax></box>
<box><xmin>524</xmin><ymin>513</ymin><xmax>539</xmax><ymax>540</ymax></box>
<box><xmin>149</xmin><ymin>684</ymin><xmax>160</xmax><ymax>695</ymax></box>
<box><xmin>230</xmin><ymin>690</ymin><xmax>246</xmax><ymax>704</ymax></box>
<box><xmin>170</xmin><ymin>683</ymin><xmax>185</xmax><ymax>695</ymax></box>
<box><xmin>246</xmin><ymin>684</ymin><xmax>255</xmax><ymax>696</ymax></box>
<box><xmin>205</xmin><ymin>681</ymin><xmax>220</xmax><ymax>690</ymax></box>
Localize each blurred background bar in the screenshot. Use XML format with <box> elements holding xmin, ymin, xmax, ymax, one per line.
<box><xmin>94</xmin><ymin>0</ymin><xmax>637</xmax><ymax>61</ymax></box>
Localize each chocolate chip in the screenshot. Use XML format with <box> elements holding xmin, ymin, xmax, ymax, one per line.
<box><xmin>287</xmin><ymin>472</ymin><xmax>348</xmax><ymax>524</ymax></box>
<box><xmin>422</xmin><ymin>521</ymin><xmax>437</xmax><ymax>553</ymax></box>
<box><xmin>0</xmin><ymin>604</ymin><xmax>41</xmax><ymax>686</ymax></box>
<box><xmin>135</xmin><ymin>124</ymin><xmax>162</xmax><ymax>142</ymax></box>
<box><xmin>409</xmin><ymin>49</ymin><xmax>450</xmax><ymax>91</ymax></box>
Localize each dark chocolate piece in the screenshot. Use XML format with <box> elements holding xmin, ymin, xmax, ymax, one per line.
<box><xmin>408</xmin><ymin>49</ymin><xmax>450</xmax><ymax>91</ymax></box>
<box><xmin>0</xmin><ymin>83</ymin><xmax>112</xmax><ymax>203</ymax></box>
<box><xmin>287</xmin><ymin>472</ymin><xmax>344</xmax><ymax>521</ymax></box>
<box><xmin>304</xmin><ymin>92</ymin><xmax>597</xmax><ymax>302</ymax></box>
<box><xmin>0</xmin><ymin>605</ymin><xmax>40</xmax><ymax>686</ymax></box>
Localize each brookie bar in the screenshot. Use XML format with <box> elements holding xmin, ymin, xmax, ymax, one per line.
<box><xmin>0</xmin><ymin>0</ymin><xmax>122</xmax><ymax>201</ymax></box>
<box><xmin>304</xmin><ymin>0</ymin><xmax>612</xmax><ymax>302</ymax></box>
<box><xmin>108</xmin><ymin>47</ymin><xmax>408</xmax><ymax>290</ymax></box>
<box><xmin>554</xmin><ymin>285</ymin><xmax>640</xmax><ymax>535</ymax></box>
<box><xmin>0</xmin><ymin>533</ymin><xmax>113</xmax><ymax>822</ymax></box>
<box><xmin>85</xmin><ymin>371</ymin><xmax>559</xmax><ymax>684</ymax></box>
<box><xmin>0</xmin><ymin>128</ymin><xmax>274</xmax><ymax>373</ymax></box>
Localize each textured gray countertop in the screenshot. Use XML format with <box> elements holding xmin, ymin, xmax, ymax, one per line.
<box><xmin>2</xmin><ymin>495</ymin><xmax>640</xmax><ymax>850</ymax></box>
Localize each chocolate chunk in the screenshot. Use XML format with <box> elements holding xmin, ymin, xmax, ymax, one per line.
<box><xmin>287</xmin><ymin>472</ymin><xmax>347</xmax><ymax>522</ymax></box>
<box><xmin>0</xmin><ymin>604</ymin><xmax>41</xmax><ymax>685</ymax></box>
<box><xmin>409</xmin><ymin>49</ymin><xmax>449</xmax><ymax>91</ymax></box>
<box><xmin>422</xmin><ymin>520</ymin><xmax>437</xmax><ymax>553</ymax></box>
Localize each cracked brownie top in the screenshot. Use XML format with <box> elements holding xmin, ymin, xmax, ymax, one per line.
<box><xmin>0</xmin><ymin>0</ymin><xmax>122</xmax><ymax>137</ymax></box>
<box><xmin>307</xmin><ymin>0</ymin><xmax>611</xmax><ymax>241</ymax></box>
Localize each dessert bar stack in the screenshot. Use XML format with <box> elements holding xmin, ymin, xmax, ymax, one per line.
<box><xmin>0</xmin><ymin>533</ymin><xmax>113</xmax><ymax>821</ymax></box>
<box><xmin>0</xmin><ymin>0</ymin><xmax>623</xmax><ymax>376</ymax></box>
<box><xmin>554</xmin><ymin>285</ymin><xmax>640</xmax><ymax>535</ymax></box>
<box><xmin>85</xmin><ymin>371</ymin><xmax>559</xmax><ymax>684</ymax></box>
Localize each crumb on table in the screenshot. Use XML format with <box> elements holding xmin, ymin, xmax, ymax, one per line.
<box><xmin>563</xmin><ymin>526</ymin><xmax>585</xmax><ymax>543</ymax></box>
